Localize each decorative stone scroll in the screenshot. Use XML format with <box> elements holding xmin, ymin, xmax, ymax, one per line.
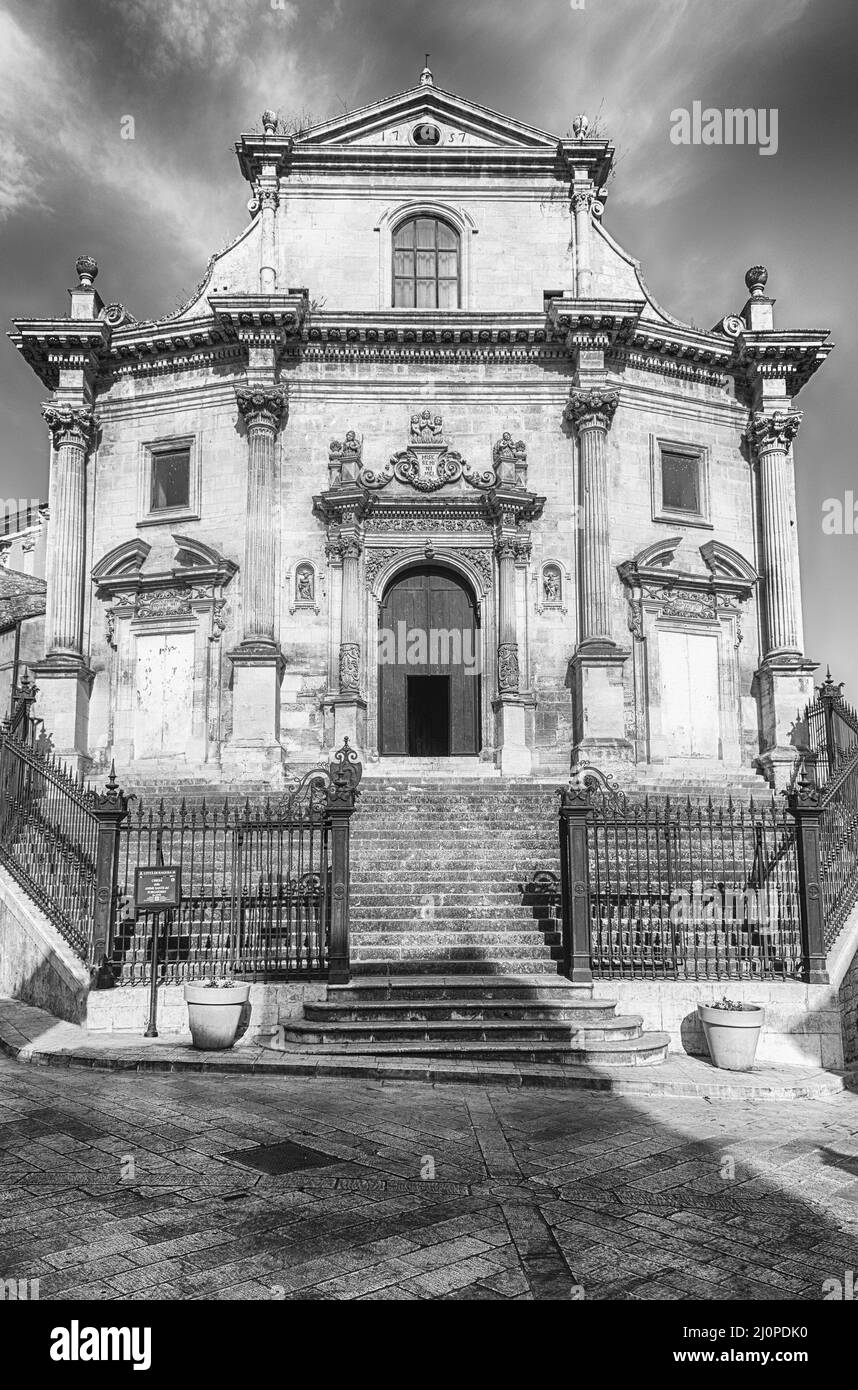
<box><xmin>358</xmin><ymin>410</ymin><xmax>497</xmax><ymax>493</ymax></box>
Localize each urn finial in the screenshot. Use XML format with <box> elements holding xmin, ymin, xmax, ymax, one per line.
<box><xmin>261</xmin><ymin>108</ymin><xmax>278</xmax><ymax>134</ymax></box>
<box><xmin>420</xmin><ymin>53</ymin><xmax>434</xmax><ymax>86</ymax></box>
<box><xmin>744</xmin><ymin>264</ymin><xmax>768</xmax><ymax>296</ymax></box>
<box><xmin>75</xmin><ymin>255</ymin><xmax>98</xmax><ymax>287</ymax></box>
<box><xmin>572</xmin><ymin>113</ymin><xmax>589</xmax><ymax>139</ymax></box>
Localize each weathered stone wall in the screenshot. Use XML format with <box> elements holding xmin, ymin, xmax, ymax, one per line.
<box><xmin>0</xmin><ymin>866</ymin><xmax>90</xmax><ymax>1024</ymax></box>
<box><xmin>838</xmin><ymin>943</ymin><xmax>858</xmax><ymax>1065</ymax></box>
<box><xmin>86</xmin><ymin>980</ymin><xmax>326</xmax><ymax>1043</ymax></box>
<box><xmin>594</xmin><ymin>978</ymin><xmax>845</xmax><ymax>1068</ymax></box>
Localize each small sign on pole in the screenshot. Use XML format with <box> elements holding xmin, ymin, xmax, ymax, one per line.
<box><xmin>134</xmin><ymin>866</ymin><xmax>181</xmax><ymax>1038</ymax></box>
<box><xmin>134</xmin><ymin>866</ymin><xmax>181</xmax><ymax>913</ymax></box>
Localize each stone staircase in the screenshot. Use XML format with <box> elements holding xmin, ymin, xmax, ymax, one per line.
<box><xmin>278</xmin><ymin>778</ymin><xmax>670</xmax><ymax>1066</ymax></box>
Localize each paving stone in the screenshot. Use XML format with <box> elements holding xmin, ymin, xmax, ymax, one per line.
<box><xmin>0</xmin><ymin>1051</ymin><xmax>856</xmax><ymax>1301</ymax></box>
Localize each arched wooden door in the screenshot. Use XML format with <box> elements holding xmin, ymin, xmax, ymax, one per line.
<box><xmin>378</xmin><ymin>565</ymin><xmax>481</xmax><ymax>756</ymax></box>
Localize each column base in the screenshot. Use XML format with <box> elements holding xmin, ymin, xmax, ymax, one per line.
<box><xmin>31</xmin><ymin>656</ymin><xmax>94</xmax><ymax>773</ymax></box>
<box><xmin>228</xmin><ymin>644</ymin><xmax>285</xmax><ymax>748</ymax></box>
<box><xmin>325</xmin><ymin>694</ymin><xmax>367</xmax><ymax>759</ymax></box>
<box><xmin>754</xmin><ymin>654</ymin><xmax>818</xmax><ymax>790</ymax></box>
<box><xmin>492</xmin><ymin>694</ymin><xmax>534</xmax><ymax>776</ymax></box>
<box><xmin>570</xmin><ymin>644</ymin><xmax>632</xmax><ymax>762</ymax></box>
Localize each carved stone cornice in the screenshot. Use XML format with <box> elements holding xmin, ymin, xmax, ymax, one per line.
<box><xmin>565</xmin><ymin>387</ymin><xmax>619</xmax><ymax>433</ymax></box>
<box><xmin>235</xmin><ymin>383</ymin><xmax>288</xmax><ymax>432</ymax></box>
<box><xmin>41</xmin><ymin>403</ymin><xmax>97</xmax><ymax>451</ymax></box>
<box><xmin>744</xmin><ymin>410</ymin><xmax>803</xmax><ymax>456</ymax></box>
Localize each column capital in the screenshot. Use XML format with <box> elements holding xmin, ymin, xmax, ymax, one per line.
<box><xmin>235</xmin><ymin>383</ymin><xmax>288</xmax><ymax>432</ymax></box>
<box><xmin>565</xmin><ymin>387</ymin><xmax>619</xmax><ymax>433</ymax></box>
<box><xmin>41</xmin><ymin>402</ymin><xmax>96</xmax><ymax>450</ymax></box>
<box><xmin>571</xmin><ymin>188</ymin><xmax>603</xmax><ymax>218</ymax></box>
<box><xmin>745</xmin><ymin>409</ymin><xmax>803</xmax><ymax>456</ymax></box>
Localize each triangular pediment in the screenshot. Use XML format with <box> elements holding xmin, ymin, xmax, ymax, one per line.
<box><xmin>297</xmin><ymin>85</ymin><xmax>559</xmax><ymax>150</ymax></box>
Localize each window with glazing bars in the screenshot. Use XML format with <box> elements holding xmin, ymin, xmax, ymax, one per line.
<box><xmin>393</xmin><ymin>216</ymin><xmax>460</xmax><ymax>308</ymax></box>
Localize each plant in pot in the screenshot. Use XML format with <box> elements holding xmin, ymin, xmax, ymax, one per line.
<box><xmin>698</xmin><ymin>996</ymin><xmax>765</xmax><ymax>1072</ymax></box>
<box><xmin>184</xmin><ymin>977</ymin><xmax>251</xmax><ymax>1051</ymax></box>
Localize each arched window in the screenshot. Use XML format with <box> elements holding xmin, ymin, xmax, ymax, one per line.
<box><xmin>392</xmin><ymin>216</ymin><xmax>460</xmax><ymax>308</ymax></box>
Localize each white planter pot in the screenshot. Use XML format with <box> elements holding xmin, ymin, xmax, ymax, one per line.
<box><xmin>184</xmin><ymin>983</ymin><xmax>251</xmax><ymax>1051</ymax></box>
<box><xmin>698</xmin><ymin>1002</ymin><xmax>765</xmax><ymax>1072</ymax></box>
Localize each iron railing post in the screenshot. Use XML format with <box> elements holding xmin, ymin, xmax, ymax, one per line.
<box><xmin>89</xmin><ymin>763</ymin><xmax>129</xmax><ymax>987</ymax></box>
<box><xmin>559</xmin><ymin>783</ymin><xmax>593</xmax><ymax>984</ymax></box>
<box><xmin>786</xmin><ymin>770</ymin><xmax>829</xmax><ymax>985</ymax></box>
<box><xmin>326</xmin><ymin>738</ymin><xmax>363</xmax><ymax>985</ymax></box>
<box><xmin>819</xmin><ymin>669</ymin><xmax>841</xmax><ymax>780</ymax></box>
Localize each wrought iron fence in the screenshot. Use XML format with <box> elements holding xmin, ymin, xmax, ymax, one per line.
<box><xmin>803</xmin><ymin>670</ymin><xmax>858</xmax><ymax>786</ymax></box>
<box><xmin>0</xmin><ymin>673</ymin><xmax>362</xmax><ymax>986</ymax></box>
<box><xmin>0</xmin><ymin>717</ymin><xmax>100</xmax><ymax>959</ymax></box>
<box><xmin>558</xmin><ymin>767</ymin><xmax>821</xmax><ymax>984</ymax></box>
<box><xmin>113</xmin><ymin>741</ymin><xmax>362</xmax><ymax>985</ymax></box>
<box><xmin>816</xmin><ymin>755</ymin><xmax>858</xmax><ymax>944</ymax></box>
<box><xmin>114</xmin><ymin>776</ymin><xmax>333</xmax><ymax>984</ymax></box>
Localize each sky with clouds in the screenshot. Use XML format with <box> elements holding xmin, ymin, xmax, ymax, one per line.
<box><xmin>1</xmin><ymin>0</ymin><xmax>856</xmax><ymax>688</ymax></box>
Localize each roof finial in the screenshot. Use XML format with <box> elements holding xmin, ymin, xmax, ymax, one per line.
<box><xmin>420</xmin><ymin>53</ymin><xmax>434</xmax><ymax>86</ymax></box>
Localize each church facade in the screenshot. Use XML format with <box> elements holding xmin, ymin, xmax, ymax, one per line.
<box><xmin>10</xmin><ymin>69</ymin><xmax>832</xmax><ymax>789</ymax></box>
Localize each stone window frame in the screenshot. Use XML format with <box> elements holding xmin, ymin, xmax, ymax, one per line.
<box><xmin>137</xmin><ymin>433</ymin><xmax>201</xmax><ymax>528</ymax></box>
<box><xmin>649</xmin><ymin>434</ymin><xmax>712</xmax><ymax>530</ymax></box>
<box><xmin>375</xmin><ymin>200</ymin><xmax>478</xmax><ymax>311</ymax></box>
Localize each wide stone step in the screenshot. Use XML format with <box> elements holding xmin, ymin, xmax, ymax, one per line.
<box><xmin>350</xmin><ymin>929</ymin><xmax>558</xmax><ymax>947</ymax></box>
<box><xmin>281</xmin><ymin>1014</ymin><xmax>644</xmax><ymax>1045</ymax></box>
<box><xmin>303</xmin><ymin>997</ymin><xmax>620</xmax><ymax>1024</ymax></box>
<box><xmin>328</xmin><ymin>974</ymin><xmax>584</xmax><ymax>1000</ymax></box>
<box><xmin>352</xmin><ymin>959</ymin><xmax>561</xmax><ymax>976</ymax></box>
<box><xmin>351</xmin><ymin>944</ymin><xmax>554</xmax><ymax>963</ymax></box>
<box><xmin>272</xmin><ymin>1033</ymin><xmax>671</xmax><ymax>1066</ymax></box>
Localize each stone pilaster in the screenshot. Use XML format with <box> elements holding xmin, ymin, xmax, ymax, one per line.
<box><xmin>746</xmin><ymin>409</ymin><xmax>817</xmax><ymax>788</ymax></box>
<box><xmin>254</xmin><ymin>109</ymin><xmax>280</xmax><ymax>293</ymax></box>
<box><xmin>226</xmin><ymin>383</ymin><xmax>287</xmax><ymax>761</ymax></box>
<box><xmin>565</xmin><ymin>386</ymin><xmax>630</xmax><ymax>761</ymax></box>
<box><xmin>571</xmin><ymin>188</ymin><xmax>596</xmax><ymax>298</ymax></box>
<box><xmin>33</xmin><ymin>403</ymin><xmax>96</xmax><ymax>766</ymax></box>
<box><xmin>326</xmin><ymin>528</ymin><xmax>368</xmax><ymax>753</ymax></box>
<box><xmin>490</xmin><ymin>527</ymin><xmax>533</xmax><ymax>776</ymax></box>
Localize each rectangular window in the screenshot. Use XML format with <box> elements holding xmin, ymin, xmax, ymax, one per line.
<box><xmin>661</xmin><ymin>450</ymin><xmax>700</xmax><ymax>513</ymax></box>
<box><xmin>150</xmin><ymin>449</ymin><xmax>191</xmax><ymax>511</ymax></box>
<box><xmin>650</xmin><ymin>437</ymin><xmax>710</xmax><ymax>527</ymax></box>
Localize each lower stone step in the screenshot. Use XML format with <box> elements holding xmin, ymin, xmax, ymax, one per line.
<box><xmin>271</xmin><ymin>1033</ymin><xmax>671</xmax><ymax>1067</ymax></box>
<box><xmin>303</xmin><ymin>997</ymin><xmax>620</xmax><ymax>1024</ymax></box>
<box><xmin>282</xmin><ymin>1014</ymin><xmax>644</xmax><ymax>1045</ymax></box>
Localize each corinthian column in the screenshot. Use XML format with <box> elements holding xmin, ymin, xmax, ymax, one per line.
<box><xmin>566</xmin><ymin>387</ymin><xmax>619</xmax><ymax>648</ymax></box>
<box><xmin>745</xmin><ymin>409</ymin><xmax>816</xmax><ymax>789</ymax></box>
<box><xmin>33</xmin><ymin>402</ymin><xmax>96</xmax><ymax>767</ymax></box>
<box><xmin>234</xmin><ymin>384</ymin><xmax>287</xmax><ymax>647</ymax></box>
<box><xmin>745</xmin><ymin>410</ymin><xmax>804</xmax><ymax>658</ymax></box>
<box><xmin>41</xmin><ymin>403</ymin><xmax>95</xmax><ymax>659</ymax></box>
<box><xmin>226</xmin><ymin>383</ymin><xmax>287</xmax><ymax>768</ymax></box>
<box><xmin>564</xmin><ymin>386</ymin><xmax>630</xmax><ymax>762</ymax></box>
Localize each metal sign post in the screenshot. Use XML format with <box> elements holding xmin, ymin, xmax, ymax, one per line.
<box><xmin>134</xmin><ymin>867</ymin><xmax>181</xmax><ymax>1039</ymax></box>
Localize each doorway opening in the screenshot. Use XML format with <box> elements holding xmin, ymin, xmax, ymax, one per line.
<box><xmin>407</xmin><ymin>675</ymin><xmax>450</xmax><ymax>756</ymax></box>
<box><xmin>378</xmin><ymin>563</ymin><xmax>481</xmax><ymax>757</ymax></box>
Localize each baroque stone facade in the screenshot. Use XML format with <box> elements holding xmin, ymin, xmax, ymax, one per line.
<box><xmin>10</xmin><ymin>69</ymin><xmax>832</xmax><ymax>786</ymax></box>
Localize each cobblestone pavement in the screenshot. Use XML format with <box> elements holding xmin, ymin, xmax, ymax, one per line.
<box><xmin>0</xmin><ymin>1057</ymin><xmax>857</xmax><ymax>1301</ymax></box>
